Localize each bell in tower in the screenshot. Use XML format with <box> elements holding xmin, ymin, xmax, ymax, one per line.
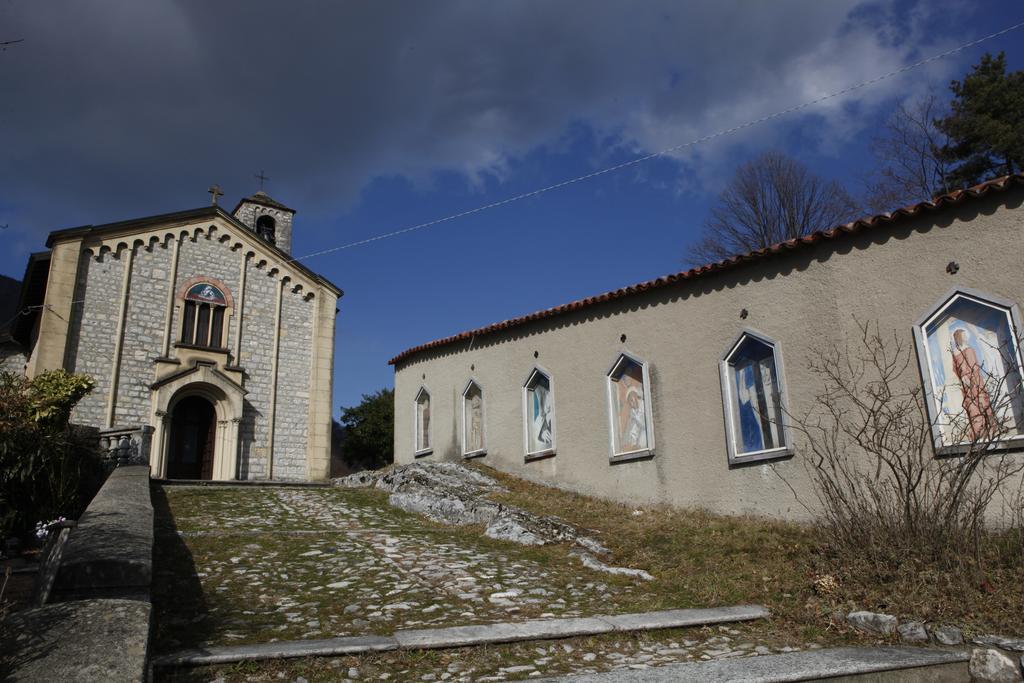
<box><xmin>231</xmin><ymin>190</ymin><xmax>296</xmax><ymax>254</ymax></box>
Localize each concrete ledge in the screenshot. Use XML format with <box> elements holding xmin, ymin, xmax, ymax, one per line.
<box><xmin>598</xmin><ymin>605</ymin><xmax>769</xmax><ymax>631</ymax></box>
<box><xmin>153</xmin><ymin>635</ymin><xmax>398</xmax><ymax>666</ymax></box>
<box><xmin>52</xmin><ymin>465</ymin><xmax>153</xmax><ymax>601</ymax></box>
<box><xmin>534</xmin><ymin>646</ymin><xmax>971</xmax><ymax>682</ymax></box>
<box><xmin>154</xmin><ymin>606</ymin><xmax>769</xmax><ymax>667</ymax></box>
<box><xmin>0</xmin><ymin>598</ymin><xmax>151</xmax><ymax>683</ymax></box>
<box><xmin>395</xmin><ymin>617</ymin><xmax>613</xmax><ymax>649</ymax></box>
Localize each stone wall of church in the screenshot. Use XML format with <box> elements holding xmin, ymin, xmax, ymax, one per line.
<box><xmin>272</xmin><ymin>289</ymin><xmax>314</xmax><ymax>479</ymax></box>
<box><xmin>171</xmin><ymin>233</ymin><xmax>242</xmax><ymax>354</ymax></box>
<box><xmin>50</xmin><ymin>216</ymin><xmax>333</xmax><ymax>483</ymax></box>
<box><xmin>66</xmin><ymin>251</ymin><xmax>124</xmax><ymax>427</ymax></box>
<box><xmin>233</xmin><ymin>203</ymin><xmax>293</xmax><ymax>255</ymax></box>
<box><xmin>115</xmin><ymin>243</ymin><xmax>173</xmax><ymax>425</ymax></box>
<box><xmin>237</xmin><ymin>261</ymin><xmax>278</xmax><ymax>479</ymax></box>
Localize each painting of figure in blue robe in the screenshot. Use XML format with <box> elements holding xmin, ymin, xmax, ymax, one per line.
<box><xmin>730</xmin><ymin>338</ymin><xmax>783</xmax><ymax>455</ymax></box>
<box><xmin>528</xmin><ymin>376</ymin><xmax>553</xmax><ymax>453</ymax></box>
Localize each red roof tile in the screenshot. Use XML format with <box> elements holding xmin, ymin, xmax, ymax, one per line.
<box><xmin>389</xmin><ymin>173</ymin><xmax>1024</xmax><ymax>366</ymax></box>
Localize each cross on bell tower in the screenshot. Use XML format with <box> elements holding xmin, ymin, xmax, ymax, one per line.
<box><xmin>254</xmin><ymin>170</ymin><xmax>270</xmax><ymax>191</ymax></box>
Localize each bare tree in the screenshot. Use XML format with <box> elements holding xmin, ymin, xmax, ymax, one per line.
<box><xmin>688</xmin><ymin>151</ymin><xmax>860</xmax><ymax>265</ymax></box>
<box><xmin>784</xmin><ymin>319</ymin><xmax>1024</xmax><ymax>575</ymax></box>
<box><xmin>864</xmin><ymin>93</ymin><xmax>953</xmax><ymax>213</ymax></box>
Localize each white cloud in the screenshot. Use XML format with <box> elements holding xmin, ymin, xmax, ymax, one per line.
<box><xmin>0</xmin><ymin>0</ymin><xmax>982</xmax><ymax>240</ymax></box>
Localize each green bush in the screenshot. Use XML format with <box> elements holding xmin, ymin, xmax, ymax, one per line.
<box><xmin>0</xmin><ymin>370</ymin><xmax>103</xmax><ymax>541</ymax></box>
<box><xmin>336</xmin><ymin>388</ymin><xmax>394</xmax><ymax>472</ymax></box>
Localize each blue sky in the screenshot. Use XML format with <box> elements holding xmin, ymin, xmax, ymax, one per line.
<box><xmin>1</xmin><ymin>1</ymin><xmax>1022</xmax><ymax>412</ymax></box>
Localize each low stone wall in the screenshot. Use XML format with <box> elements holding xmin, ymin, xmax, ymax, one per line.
<box><xmin>51</xmin><ymin>465</ymin><xmax>153</xmax><ymax>601</ymax></box>
<box><xmin>1</xmin><ymin>599</ymin><xmax>151</xmax><ymax>682</ymax></box>
<box><xmin>1</xmin><ymin>465</ymin><xmax>154</xmax><ymax>682</ymax></box>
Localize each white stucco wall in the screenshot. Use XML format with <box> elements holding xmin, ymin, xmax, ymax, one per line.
<box><xmin>393</xmin><ymin>189</ymin><xmax>1024</xmax><ymax>520</ymax></box>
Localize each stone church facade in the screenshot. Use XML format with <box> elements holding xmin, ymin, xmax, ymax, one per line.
<box><xmin>391</xmin><ymin>174</ymin><xmax>1024</xmax><ymax>520</ymax></box>
<box><xmin>7</xmin><ymin>192</ymin><xmax>340</xmax><ymax>481</ymax></box>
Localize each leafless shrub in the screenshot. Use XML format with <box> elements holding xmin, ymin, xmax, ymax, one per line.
<box><xmin>788</xmin><ymin>319</ymin><xmax>1024</xmax><ymax>577</ymax></box>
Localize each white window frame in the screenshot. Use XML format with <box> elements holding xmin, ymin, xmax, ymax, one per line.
<box><xmin>719</xmin><ymin>329</ymin><xmax>794</xmax><ymax>466</ymax></box>
<box><xmin>461</xmin><ymin>379</ymin><xmax>487</xmax><ymax>458</ymax></box>
<box><xmin>522</xmin><ymin>366</ymin><xmax>556</xmax><ymax>461</ymax></box>
<box><xmin>605</xmin><ymin>352</ymin><xmax>655</xmax><ymax>463</ymax></box>
<box><xmin>913</xmin><ymin>286</ymin><xmax>1024</xmax><ymax>455</ymax></box>
<box><xmin>413</xmin><ymin>386</ymin><xmax>432</xmax><ymax>457</ymax></box>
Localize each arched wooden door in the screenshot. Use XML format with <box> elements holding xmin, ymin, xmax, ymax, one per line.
<box><xmin>167</xmin><ymin>396</ymin><xmax>216</xmax><ymax>480</ymax></box>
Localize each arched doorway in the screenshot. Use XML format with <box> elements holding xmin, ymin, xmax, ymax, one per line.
<box><xmin>167</xmin><ymin>396</ymin><xmax>217</xmax><ymax>480</ymax></box>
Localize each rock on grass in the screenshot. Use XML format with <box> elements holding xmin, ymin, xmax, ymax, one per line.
<box><xmin>969</xmin><ymin>648</ymin><xmax>1023</xmax><ymax>683</ymax></box>
<box><xmin>846</xmin><ymin>611</ymin><xmax>897</xmax><ymax>635</ymax></box>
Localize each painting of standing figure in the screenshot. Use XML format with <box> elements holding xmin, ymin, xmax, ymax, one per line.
<box><xmin>611</xmin><ymin>360</ymin><xmax>649</xmax><ymax>454</ymax></box>
<box><xmin>923</xmin><ymin>295</ymin><xmax>1024</xmax><ymax>446</ymax></box>
<box><xmin>464</xmin><ymin>382</ymin><xmax>484</xmax><ymax>454</ymax></box>
<box><xmin>415</xmin><ymin>390</ymin><xmax>431</xmax><ymax>452</ymax></box>
<box><xmin>726</xmin><ymin>335</ymin><xmax>785</xmax><ymax>457</ymax></box>
<box><xmin>527</xmin><ymin>375</ymin><xmax>553</xmax><ymax>453</ymax></box>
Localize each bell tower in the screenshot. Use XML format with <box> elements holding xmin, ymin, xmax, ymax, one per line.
<box><xmin>231</xmin><ymin>190</ymin><xmax>296</xmax><ymax>254</ymax></box>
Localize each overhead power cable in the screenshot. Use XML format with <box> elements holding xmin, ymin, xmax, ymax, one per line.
<box><xmin>291</xmin><ymin>19</ymin><xmax>1024</xmax><ymax>264</ymax></box>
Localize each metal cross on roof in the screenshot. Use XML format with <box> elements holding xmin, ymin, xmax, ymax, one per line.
<box><xmin>208</xmin><ymin>184</ymin><xmax>224</xmax><ymax>206</ymax></box>
<box><xmin>255</xmin><ymin>170</ymin><xmax>270</xmax><ymax>191</ymax></box>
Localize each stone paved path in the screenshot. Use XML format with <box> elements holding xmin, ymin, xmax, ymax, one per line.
<box><xmin>153</xmin><ymin>485</ymin><xmax>639</xmax><ymax>652</ymax></box>
<box><xmin>153</xmin><ymin>485</ymin><xmax>819</xmax><ymax>682</ymax></box>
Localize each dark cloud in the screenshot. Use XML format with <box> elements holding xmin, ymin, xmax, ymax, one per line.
<box><xmin>0</xmin><ymin>0</ymin><xmax>957</xmax><ymax>243</ymax></box>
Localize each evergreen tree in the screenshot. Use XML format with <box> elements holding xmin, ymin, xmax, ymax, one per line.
<box><xmin>336</xmin><ymin>388</ymin><xmax>394</xmax><ymax>471</ymax></box>
<box><xmin>937</xmin><ymin>52</ymin><xmax>1024</xmax><ymax>188</ymax></box>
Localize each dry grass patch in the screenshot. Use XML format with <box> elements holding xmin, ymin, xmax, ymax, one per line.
<box><xmin>484</xmin><ymin>469</ymin><xmax>828</xmax><ymax>642</ymax></box>
<box><xmin>481</xmin><ymin>464</ymin><xmax>1024</xmax><ymax>639</ymax></box>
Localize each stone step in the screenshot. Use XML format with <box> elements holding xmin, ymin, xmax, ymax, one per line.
<box><xmin>152</xmin><ymin>605</ymin><xmax>769</xmax><ymax>667</ymax></box>
<box><xmin>534</xmin><ymin>646</ymin><xmax>970</xmax><ymax>682</ymax></box>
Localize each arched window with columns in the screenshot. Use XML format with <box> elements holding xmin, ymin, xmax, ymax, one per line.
<box><xmin>178</xmin><ymin>278</ymin><xmax>233</xmax><ymax>350</ymax></box>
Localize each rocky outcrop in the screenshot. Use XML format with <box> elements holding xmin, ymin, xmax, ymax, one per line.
<box><xmin>335</xmin><ymin>462</ymin><xmax>650</xmax><ymax>579</ymax></box>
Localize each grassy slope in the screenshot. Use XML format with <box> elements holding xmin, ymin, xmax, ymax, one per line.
<box><xmin>481</xmin><ymin>464</ymin><xmax>1024</xmax><ymax>639</ymax></box>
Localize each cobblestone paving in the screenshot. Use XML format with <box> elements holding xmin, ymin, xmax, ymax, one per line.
<box><xmin>153</xmin><ymin>486</ymin><xmax>640</xmax><ymax>652</ymax></box>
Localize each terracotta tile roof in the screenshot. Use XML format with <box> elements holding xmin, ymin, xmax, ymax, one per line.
<box><xmin>389</xmin><ymin>172</ymin><xmax>1024</xmax><ymax>366</ymax></box>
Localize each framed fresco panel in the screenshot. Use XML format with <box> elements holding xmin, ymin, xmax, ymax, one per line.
<box><xmin>523</xmin><ymin>367</ymin><xmax>555</xmax><ymax>459</ymax></box>
<box><xmin>719</xmin><ymin>330</ymin><xmax>793</xmax><ymax>466</ymax></box>
<box><xmin>414</xmin><ymin>386</ymin><xmax>432</xmax><ymax>457</ymax></box>
<box><xmin>462</xmin><ymin>380</ymin><xmax>487</xmax><ymax>457</ymax></box>
<box><xmin>914</xmin><ymin>288</ymin><xmax>1024</xmax><ymax>453</ymax></box>
<box><xmin>606</xmin><ymin>352</ymin><xmax>655</xmax><ymax>461</ymax></box>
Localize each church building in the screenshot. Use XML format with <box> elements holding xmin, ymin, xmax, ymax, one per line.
<box><xmin>3</xmin><ymin>190</ymin><xmax>341</xmax><ymax>481</ymax></box>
